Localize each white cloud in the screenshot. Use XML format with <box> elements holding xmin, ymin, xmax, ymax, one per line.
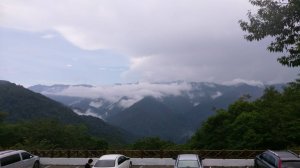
<box><xmin>41</xmin><ymin>34</ymin><xmax>55</xmax><ymax>39</ymax></box>
<box><xmin>89</xmin><ymin>100</ymin><xmax>103</xmax><ymax>108</ymax></box>
<box><xmin>66</xmin><ymin>64</ymin><xmax>73</xmax><ymax>68</ymax></box>
<box><xmin>46</xmin><ymin>82</ymin><xmax>192</xmax><ymax>107</ymax></box>
<box><xmin>0</xmin><ymin>0</ymin><xmax>298</xmax><ymax>84</ymax></box>
<box><xmin>73</xmin><ymin>108</ymin><xmax>103</xmax><ymax>119</ymax></box>
<box><xmin>211</xmin><ymin>91</ymin><xmax>222</xmax><ymax>99</ymax></box>
<box><xmin>118</xmin><ymin>98</ymin><xmax>139</xmax><ymax>108</ymax></box>
<box><xmin>222</xmin><ymin>78</ymin><xmax>264</xmax><ymax>87</ymax></box>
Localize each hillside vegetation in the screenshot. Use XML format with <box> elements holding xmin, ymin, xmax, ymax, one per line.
<box><xmin>0</xmin><ymin>80</ymin><xmax>133</xmax><ymax>149</ymax></box>
<box><xmin>0</xmin><ymin>117</ymin><xmax>108</xmax><ymax>150</ymax></box>
<box><xmin>32</xmin><ymin>82</ymin><xmax>266</xmax><ymax>143</ymax></box>
<box><xmin>0</xmin><ymin>78</ymin><xmax>299</xmax><ymax>150</ymax></box>
<box><xmin>189</xmin><ymin>78</ymin><xmax>300</xmax><ymax>149</ymax></box>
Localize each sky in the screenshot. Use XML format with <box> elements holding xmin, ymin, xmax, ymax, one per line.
<box><xmin>0</xmin><ymin>0</ymin><xmax>299</xmax><ymax>87</ymax></box>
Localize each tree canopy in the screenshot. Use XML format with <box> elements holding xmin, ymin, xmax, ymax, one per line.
<box><xmin>129</xmin><ymin>137</ymin><xmax>176</xmax><ymax>150</ymax></box>
<box><xmin>0</xmin><ymin>119</ymin><xmax>108</xmax><ymax>150</ymax></box>
<box><xmin>239</xmin><ymin>0</ymin><xmax>300</xmax><ymax>67</ymax></box>
<box><xmin>189</xmin><ymin>78</ymin><xmax>300</xmax><ymax>149</ymax></box>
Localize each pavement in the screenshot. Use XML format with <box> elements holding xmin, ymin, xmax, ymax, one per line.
<box><xmin>41</xmin><ymin>166</ymin><xmax>251</xmax><ymax>168</ymax></box>
<box><xmin>41</xmin><ymin>166</ymin><xmax>173</xmax><ymax>168</ymax></box>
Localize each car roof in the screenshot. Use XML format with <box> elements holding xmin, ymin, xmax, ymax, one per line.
<box><xmin>268</xmin><ymin>150</ymin><xmax>300</xmax><ymax>160</ymax></box>
<box><xmin>178</xmin><ymin>154</ymin><xmax>199</xmax><ymax>160</ymax></box>
<box><xmin>99</xmin><ymin>154</ymin><xmax>123</xmax><ymax>160</ymax></box>
<box><xmin>0</xmin><ymin>150</ymin><xmax>26</xmax><ymax>158</ymax></box>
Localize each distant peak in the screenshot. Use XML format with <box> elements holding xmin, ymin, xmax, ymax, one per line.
<box><xmin>73</xmin><ymin>84</ymin><xmax>93</xmax><ymax>87</ymax></box>
<box><xmin>222</xmin><ymin>79</ymin><xmax>264</xmax><ymax>87</ymax></box>
<box><xmin>0</xmin><ymin>80</ymin><xmax>11</xmax><ymax>84</ymax></box>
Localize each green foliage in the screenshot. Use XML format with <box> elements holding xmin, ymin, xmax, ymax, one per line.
<box><xmin>0</xmin><ymin>81</ymin><xmax>132</xmax><ymax>145</ymax></box>
<box><xmin>0</xmin><ymin>112</ymin><xmax>7</xmax><ymax>123</ymax></box>
<box><xmin>189</xmin><ymin>78</ymin><xmax>300</xmax><ymax>149</ymax></box>
<box><xmin>0</xmin><ymin>119</ymin><xmax>108</xmax><ymax>150</ymax></box>
<box><xmin>239</xmin><ymin>0</ymin><xmax>300</xmax><ymax>67</ymax></box>
<box><xmin>130</xmin><ymin>137</ymin><xmax>176</xmax><ymax>150</ymax></box>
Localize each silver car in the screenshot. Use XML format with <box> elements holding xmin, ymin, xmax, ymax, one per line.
<box><xmin>0</xmin><ymin>150</ymin><xmax>40</xmax><ymax>168</ymax></box>
<box><xmin>174</xmin><ymin>154</ymin><xmax>203</xmax><ymax>168</ymax></box>
<box><xmin>93</xmin><ymin>154</ymin><xmax>132</xmax><ymax>168</ymax></box>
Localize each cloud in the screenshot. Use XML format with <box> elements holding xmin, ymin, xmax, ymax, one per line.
<box><xmin>89</xmin><ymin>100</ymin><xmax>103</xmax><ymax>108</ymax></box>
<box><xmin>0</xmin><ymin>0</ymin><xmax>298</xmax><ymax>84</ymax></box>
<box><xmin>41</xmin><ymin>34</ymin><xmax>55</xmax><ymax>39</ymax></box>
<box><xmin>45</xmin><ymin>82</ymin><xmax>192</xmax><ymax>107</ymax></box>
<box><xmin>66</xmin><ymin>64</ymin><xmax>73</xmax><ymax>68</ymax></box>
<box><xmin>222</xmin><ymin>78</ymin><xmax>264</xmax><ymax>87</ymax></box>
<box><xmin>211</xmin><ymin>91</ymin><xmax>222</xmax><ymax>99</ymax></box>
<box><xmin>73</xmin><ymin>108</ymin><xmax>103</xmax><ymax>119</ymax></box>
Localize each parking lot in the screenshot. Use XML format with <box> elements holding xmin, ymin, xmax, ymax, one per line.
<box><xmin>41</xmin><ymin>166</ymin><xmax>172</xmax><ymax>168</ymax></box>
<box><xmin>41</xmin><ymin>166</ymin><xmax>251</xmax><ymax>168</ymax></box>
<box><xmin>39</xmin><ymin>158</ymin><xmax>254</xmax><ymax>168</ymax></box>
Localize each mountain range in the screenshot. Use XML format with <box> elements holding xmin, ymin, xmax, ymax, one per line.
<box><xmin>29</xmin><ymin>81</ymin><xmax>279</xmax><ymax>143</ymax></box>
<box><xmin>0</xmin><ymin>80</ymin><xmax>133</xmax><ymax>144</ymax></box>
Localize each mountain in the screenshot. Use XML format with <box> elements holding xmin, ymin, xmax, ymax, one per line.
<box><xmin>28</xmin><ymin>81</ymin><xmax>277</xmax><ymax>143</ymax></box>
<box><xmin>0</xmin><ymin>80</ymin><xmax>133</xmax><ymax>144</ymax></box>
<box><xmin>28</xmin><ymin>84</ymin><xmax>70</xmax><ymax>96</ymax></box>
<box><xmin>107</xmin><ymin>97</ymin><xmax>190</xmax><ymax>142</ymax></box>
<box><xmin>29</xmin><ymin>84</ymin><xmax>92</xmax><ymax>93</ymax></box>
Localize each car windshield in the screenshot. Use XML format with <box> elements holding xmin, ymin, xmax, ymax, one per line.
<box><xmin>94</xmin><ymin>160</ymin><xmax>115</xmax><ymax>167</ymax></box>
<box><xmin>177</xmin><ymin>160</ymin><xmax>200</xmax><ymax>168</ymax></box>
<box><xmin>282</xmin><ymin>161</ymin><xmax>300</xmax><ymax>168</ymax></box>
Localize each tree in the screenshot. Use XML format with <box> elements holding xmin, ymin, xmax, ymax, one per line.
<box><xmin>0</xmin><ymin>119</ymin><xmax>108</xmax><ymax>150</ymax></box>
<box><xmin>0</xmin><ymin>112</ymin><xmax>7</xmax><ymax>123</ymax></box>
<box><xmin>130</xmin><ymin>137</ymin><xmax>175</xmax><ymax>150</ymax></box>
<box><xmin>189</xmin><ymin>110</ymin><xmax>232</xmax><ymax>149</ymax></box>
<box><xmin>189</xmin><ymin>77</ymin><xmax>300</xmax><ymax>149</ymax></box>
<box><xmin>239</xmin><ymin>0</ymin><xmax>300</xmax><ymax>67</ymax></box>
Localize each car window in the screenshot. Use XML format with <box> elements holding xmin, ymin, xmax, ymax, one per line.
<box><xmin>0</xmin><ymin>154</ymin><xmax>21</xmax><ymax>166</ymax></box>
<box><xmin>177</xmin><ymin>160</ymin><xmax>199</xmax><ymax>168</ymax></box>
<box><xmin>265</xmin><ymin>155</ymin><xmax>276</xmax><ymax>166</ymax></box>
<box><xmin>282</xmin><ymin>161</ymin><xmax>300</xmax><ymax>168</ymax></box>
<box><xmin>261</xmin><ymin>153</ymin><xmax>275</xmax><ymax>166</ymax></box>
<box><xmin>21</xmin><ymin>152</ymin><xmax>32</xmax><ymax>160</ymax></box>
<box><xmin>261</xmin><ymin>153</ymin><xmax>268</xmax><ymax>160</ymax></box>
<box><xmin>94</xmin><ymin>160</ymin><xmax>115</xmax><ymax>167</ymax></box>
<box><xmin>118</xmin><ymin>156</ymin><xmax>125</xmax><ymax>165</ymax></box>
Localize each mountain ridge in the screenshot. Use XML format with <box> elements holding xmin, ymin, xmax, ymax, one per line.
<box><xmin>27</xmin><ymin>81</ymin><xmax>282</xmax><ymax>143</ymax></box>
<box><xmin>0</xmin><ymin>80</ymin><xmax>134</xmax><ymax>144</ymax></box>
<box><xmin>108</xmin><ymin>96</ymin><xmax>190</xmax><ymax>142</ymax></box>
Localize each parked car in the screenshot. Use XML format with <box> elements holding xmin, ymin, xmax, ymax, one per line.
<box><xmin>0</xmin><ymin>150</ymin><xmax>40</xmax><ymax>168</ymax></box>
<box><xmin>173</xmin><ymin>154</ymin><xmax>203</xmax><ymax>168</ymax></box>
<box><xmin>254</xmin><ymin>150</ymin><xmax>300</xmax><ymax>168</ymax></box>
<box><xmin>92</xmin><ymin>154</ymin><xmax>132</xmax><ymax>168</ymax></box>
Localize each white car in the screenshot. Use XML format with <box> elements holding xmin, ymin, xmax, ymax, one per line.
<box><xmin>0</xmin><ymin>150</ymin><xmax>40</xmax><ymax>168</ymax></box>
<box><xmin>174</xmin><ymin>154</ymin><xmax>203</xmax><ymax>168</ymax></box>
<box><xmin>93</xmin><ymin>154</ymin><xmax>132</xmax><ymax>168</ymax></box>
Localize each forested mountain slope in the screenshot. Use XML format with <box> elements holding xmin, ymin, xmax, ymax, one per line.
<box><xmin>189</xmin><ymin>78</ymin><xmax>300</xmax><ymax>149</ymax></box>
<box><xmin>0</xmin><ymin>80</ymin><xmax>133</xmax><ymax>145</ymax></box>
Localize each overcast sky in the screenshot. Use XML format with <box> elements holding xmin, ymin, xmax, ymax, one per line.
<box><xmin>0</xmin><ymin>0</ymin><xmax>299</xmax><ymax>86</ymax></box>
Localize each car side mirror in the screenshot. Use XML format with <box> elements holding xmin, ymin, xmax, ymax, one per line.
<box><xmin>172</xmin><ymin>157</ymin><xmax>177</xmax><ymax>160</ymax></box>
